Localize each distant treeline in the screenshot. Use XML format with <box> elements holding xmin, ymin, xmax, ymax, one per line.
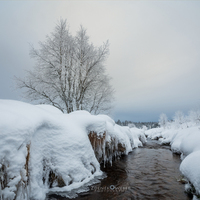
<box><xmin>115</xmin><ymin>120</ymin><xmax>159</xmax><ymax>129</ymax></box>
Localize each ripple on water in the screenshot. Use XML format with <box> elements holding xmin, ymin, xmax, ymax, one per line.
<box><xmin>47</xmin><ymin>141</ymin><xmax>192</xmax><ymax>200</ymax></box>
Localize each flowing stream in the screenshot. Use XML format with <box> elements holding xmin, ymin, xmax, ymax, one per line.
<box><xmin>48</xmin><ymin>139</ymin><xmax>191</xmax><ymax>200</ymax></box>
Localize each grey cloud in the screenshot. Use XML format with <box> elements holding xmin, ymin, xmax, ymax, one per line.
<box><xmin>1</xmin><ymin>1</ymin><xmax>200</xmax><ymax>122</ymax></box>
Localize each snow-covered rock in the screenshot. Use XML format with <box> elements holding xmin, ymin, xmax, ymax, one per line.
<box><xmin>130</xmin><ymin>127</ymin><xmax>147</xmax><ymax>147</ymax></box>
<box><xmin>0</xmin><ymin>99</ymin><xmax>145</xmax><ymax>200</ymax></box>
<box><xmin>145</xmin><ymin>127</ymin><xmax>163</xmax><ymax>140</ymax></box>
<box><xmin>0</xmin><ymin>100</ymin><xmax>101</xmax><ymax>200</ymax></box>
<box><xmin>180</xmin><ymin>150</ymin><xmax>200</xmax><ymax>195</ymax></box>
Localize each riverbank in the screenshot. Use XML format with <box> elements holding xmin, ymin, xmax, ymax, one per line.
<box><xmin>0</xmin><ymin>100</ymin><xmax>146</xmax><ymax>200</ymax></box>
<box><xmin>145</xmin><ymin>126</ymin><xmax>200</xmax><ymax>199</ymax></box>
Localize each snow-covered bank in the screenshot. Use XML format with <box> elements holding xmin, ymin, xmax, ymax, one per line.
<box><xmin>0</xmin><ymin>100</ymin><xmax>145</xmax><ymax>200</ymax></box>
<box><xmin>145</xmin><ymin>124</ymin><xmax>200</xmax><ymax>198</ymax></box>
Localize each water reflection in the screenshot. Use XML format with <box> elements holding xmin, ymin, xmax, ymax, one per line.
<box><xmin>47</xmin><ymin>140</ymin><xmax>191</xmax><ymax>200</ymax></box>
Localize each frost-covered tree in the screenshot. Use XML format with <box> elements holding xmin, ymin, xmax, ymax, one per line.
<box><xmin>128</xmin><ymin>123</ymin><xmax>135</xmax><ymax>128</ymax></box>
<box><xmin>173</xmin><ymin>111</ymin><xmax>185</xmax><ymax>127</ymax></box>
<box><xmin>188</xmin><ymin>109</ymin><xmax>200</xmax><ymax>125</ymax></box>
<box><xmin>158</xmin><ymin>113</ymin><xmax>168</xmax><ymax>128</ymax></box>
<box><xmin>116</xmin><ymin>120</ymin><xmax>122</xmax><ymax>126</ymax></box>
<box><xmin>16</xmin><ymin>19</ymin><xmax>114</xmax><ymax>114</ymax></box>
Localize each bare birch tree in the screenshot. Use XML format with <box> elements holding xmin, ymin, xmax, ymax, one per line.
<box><xmin>16</xmin><ymin>19</ymin><xmax>114</xmax><ymax>114</ymax></box>
<box><xmin>158</xmin><ymin>113</ymin><xmax>168</xmax><ymax>128</ymax></box>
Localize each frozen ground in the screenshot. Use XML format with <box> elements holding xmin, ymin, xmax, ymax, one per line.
<box><xmin>145</xmin><ymin>119</ymin><xmax>200</xmax><ymax>199</ymax></box>
<box><xmin>0</xmin><ymin>100</ymin><xmax>145</xmax><ymax>200</ymax></box>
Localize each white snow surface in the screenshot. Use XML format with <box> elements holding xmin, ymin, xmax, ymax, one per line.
<box><xmin>180</xmin><ymin>150</ymin><xmax>200</xmax><ymax>195</ymax></box>
<box><xmin>145</xmin><ymin>125</ymin><xmax>200</xmax><ymax>196</ymax></box>
<box><xmin>0</xmin><ymin>100</ymin><xmax>145</xmax><ymax>200</ymax></box>
<box><xmin>130</xmin><ymin>127</ymin><xmax>147</xmax><ymax>147</ymax></box>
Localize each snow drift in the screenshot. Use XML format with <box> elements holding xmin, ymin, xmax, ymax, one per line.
<box><xmin>0</xmin><ymin>100</ymin><xmax>145</xmax><ymax>200</ymax></box>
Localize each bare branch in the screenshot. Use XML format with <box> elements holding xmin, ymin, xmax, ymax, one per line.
<box><xmin>15</xmin><ymin>19</ymin><xmax>114</xmax><ymax>114</ymax></box>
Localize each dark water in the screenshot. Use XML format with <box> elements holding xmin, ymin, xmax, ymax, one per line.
<box><xmin>48</xmin><ymin>140</ymin><xmax>191</xmax><ymax>200</ymax></box>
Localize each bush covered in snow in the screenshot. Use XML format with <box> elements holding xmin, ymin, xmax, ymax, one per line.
<box><xmin>0</xmin><ymin>100</ymin><xmax>145</xmax><ymax>200</ymax></box>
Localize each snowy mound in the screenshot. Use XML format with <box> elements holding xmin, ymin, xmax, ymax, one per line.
<box><xmin>130</xmin><ymin>127</ymin><xmax>147</xmax><ymax>146</ymax></box>
<box><xmin>0</xmin><ymin>100</ymin><xmax>145</xmax><ymax>200</ymax></box>
<box><xmin>0</xmin><ymin>100</ymin><xmax>101</xmax><ymax>200</ymax></box>
<box><xmin>180</xmin><ymin>150</ymin><xmax>200</xmax><ymax>195</ymax></box>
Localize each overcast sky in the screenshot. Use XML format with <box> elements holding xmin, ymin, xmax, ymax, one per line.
<box><xmin>1</xmin><ymin>1</ymin><xmax>200</xmax><ymax>122</ymax></box>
